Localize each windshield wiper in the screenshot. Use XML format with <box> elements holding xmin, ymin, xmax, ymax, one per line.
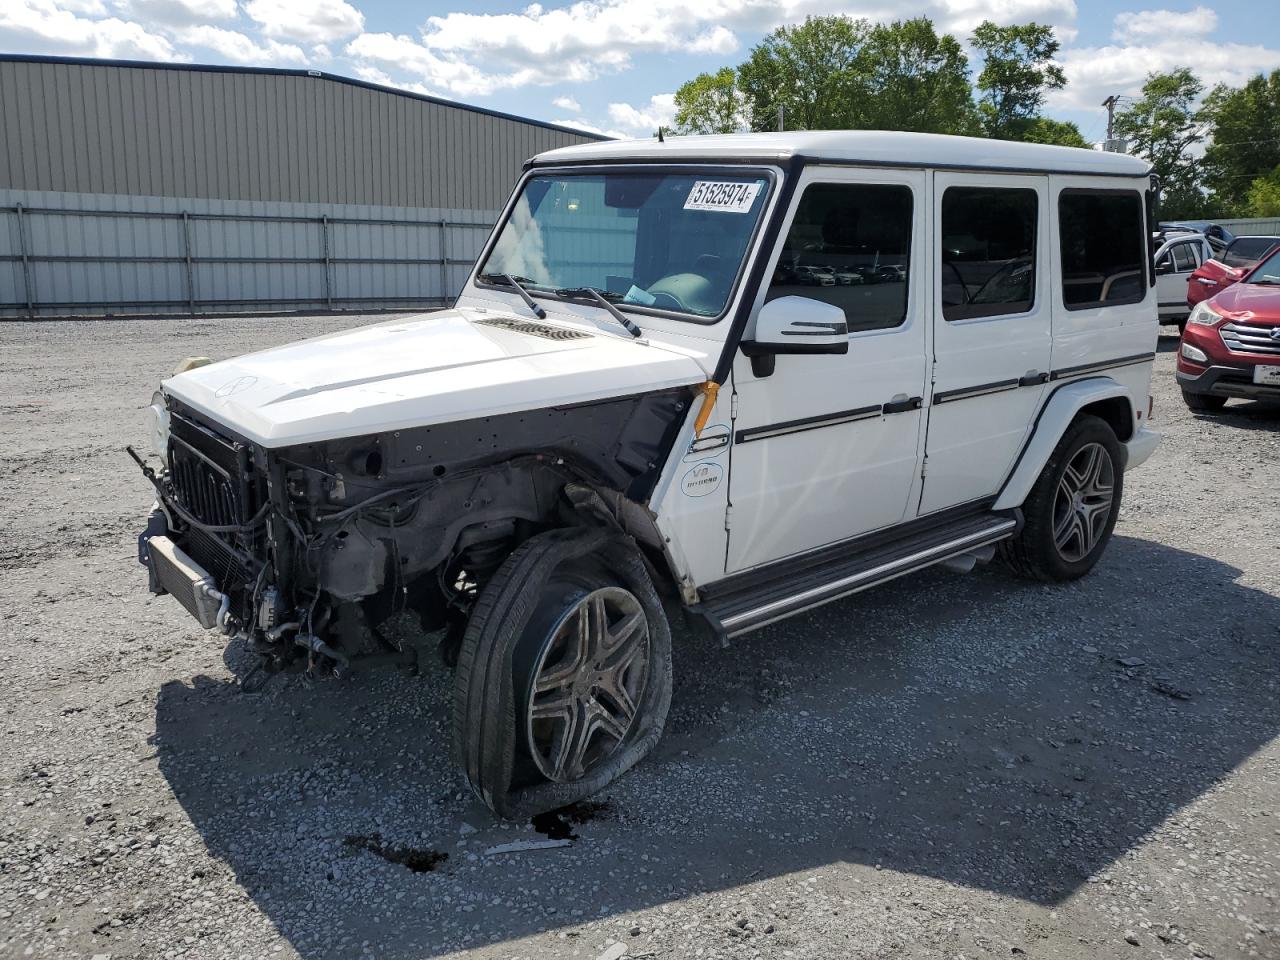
<box><xmin>1249</xmin><ymin>279</ymin><xmax>1280</xmax><ymax>285</ymax></box>
<box><xmin>555</xmin><ymin>286</ymin><xmax>642</xmax><ymax>338</ymax></box>
<box><xmin>477</xmin><ymin>272</ymin><xmax>546</xmax><ymax>319</ymax></box>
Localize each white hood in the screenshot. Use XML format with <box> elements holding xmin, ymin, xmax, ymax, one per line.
<box><xmin>163</xmin><ymin>308</ymin><xmax>707</xmax><ymax>447</ymax></box>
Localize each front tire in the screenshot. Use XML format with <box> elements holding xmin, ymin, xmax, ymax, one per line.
<box><xmin>1182</xmin><ymin>389</ymin><xmax>1227</xmax><ymax>413</ymax></box>
<box><xmin>1000</xmin><ymin>415</ymin><xmax>1123</xmax><ymax>582</ymax></box>
<box><xmin>452</xmin><ymin>527</ymin><xmax>672</xmax><ymax>818</ymax></box>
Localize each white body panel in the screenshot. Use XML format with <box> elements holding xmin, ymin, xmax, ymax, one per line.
<box><xmin>919</xmin><ymin>171</ymin><xmax>1051</xmax><ymax>515</ymax></box>
<box><xmin>162</xmin><ymin>306</ymin><xmax>706</xmax><ymax>447</ymax></box>
<box><xmin>725</xmin><ymin>166</ymin><xmax>929</xmax><ymax>572</ymax></box>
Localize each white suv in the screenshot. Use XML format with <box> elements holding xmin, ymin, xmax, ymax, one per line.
<box><xmin>134</xmin><ymin>132</ymin><xmax>1161</xmax><ymax>818</ymax></box>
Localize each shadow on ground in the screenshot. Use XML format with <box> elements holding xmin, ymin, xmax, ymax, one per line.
<box><xmin>154</xmin><ymin>535</ymin><xmax>1280</xmax><ymax>958</ymax></box>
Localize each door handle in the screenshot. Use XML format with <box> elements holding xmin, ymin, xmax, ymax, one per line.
<box><xmin>1018</xmin><ymin>371</ymin><xmax>1049</xmax><ymax>386</ymax></box>
<box><xmin>1194</xmin><ymin>277</ymin><xmax>1216</xmax><ymax>285</ymax></box>
<box><xmin>882</xmin><ymin>395</ymin><xmax>922</xmax><ymax>414</ymax></box>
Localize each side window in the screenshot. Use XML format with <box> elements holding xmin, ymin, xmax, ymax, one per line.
<box><xmin>766</xmin><ymin>182</ymin><xmax>913</xmax><ymax>333</ymax></box>
<box><xmin>1172</xmin><ymin>242</ymin><xmax>1198</xmax><ymax>272</ymax></box>
<box><xmin>941</xmin><ymin>186</ymin><xmax>1037</xmax><ymax>321</ymax></box>
<box><xmin>1059</xmin><ymin>190</ymin><xmax>1146</xmax><ymax>309</ymax></box>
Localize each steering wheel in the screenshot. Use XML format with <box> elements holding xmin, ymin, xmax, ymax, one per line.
<box><xmin>650</xmin><ymin>290</ymin><xmax>689</xmax><ymax>312</ymax></box>
<box><xmin>648</xmin><ymin>272</ymin><xmax>715</xmax><ymax>314</ymax></box>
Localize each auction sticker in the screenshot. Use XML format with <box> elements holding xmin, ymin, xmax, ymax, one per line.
<box><xmin>684</xmin><ymin>181</ymin><xmax>761</xmax><ymax>213</ymax></box>
<box><xmin>680</xmin><ymin>462</ymin><xmax>724</xmax><ymax>497</ymax></box>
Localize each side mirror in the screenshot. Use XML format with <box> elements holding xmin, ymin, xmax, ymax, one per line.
<box><xmin>1155</xmin><ymin>259</ymin><xmax>1175</xmax><ymax>275</ymax></box>
<box><xmin>740</xmin><ymin>296</ymin><xmax>849</xmax><ymax>378</ymax></box>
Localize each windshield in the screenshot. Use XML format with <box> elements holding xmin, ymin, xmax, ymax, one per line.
<box><xmin>1245</xmin><ymin>246</ymin><xmax>1280</xmax><ymax>284</ymax></box>
<box><xmin>478</xmin><ymin>170</ymin><xmax>772</xmax><ymax>320</ymax></box>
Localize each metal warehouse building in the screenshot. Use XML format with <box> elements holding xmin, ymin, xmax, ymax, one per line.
<box><xmin>0</xmin><ymin>55</ymin><xmax>604</xmax><ymax>318</ymax></box>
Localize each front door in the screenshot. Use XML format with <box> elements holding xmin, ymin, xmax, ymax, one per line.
<box><xmin>1155</xmin><ymin>237</ymin><xmax>1204</xmax><ymax>320</ymax></box>
<box><xmin>918</xmin><ymin>172</ymin><xmax>1052</xmax><ymax>515</ymax></box>
<box><xmin>726</xmin><ymin>168</ymin><xmax>928</xmax><ymax>573</ymax></box>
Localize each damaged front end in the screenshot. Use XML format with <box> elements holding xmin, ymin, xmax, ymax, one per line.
<box><xmin>133</xmin><ymin>388</ymin><xmax>689</xmax><ymax>678</ymax></box>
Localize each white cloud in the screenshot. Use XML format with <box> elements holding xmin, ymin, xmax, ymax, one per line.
<box><xmin>1052</xmin><ymin>36</ymin><xmax>1280</xmax><ymax>112</ymax></box>
<box><xmin>552</xmin><ymin>95</ymin><xmax>582</xmax><ymax>112</ymax></box>
<box><xmin>608</xmin><ymin>92</ymin><xmax>676</xmax><ymax>133</ymax></box>
<box><xmin>347</xmin><ymin>28</ymin><xmax>629</xmax><ymax>97</ymax></box>
<box><xmin>112</xmin><ymin>0</ymin><xmax>237</xmax><ymax>28</ymax></box>
<box><xmin>351</xmin><ymin>62</ymin><xmax>443</xmax><ymax>98</ymax></box>
<box><xmin>244</xmin><ymin>0</ymin><xmax>363</xmax><ymax>44</ymax></box>
<box><xmin>1113</xmin><ymin>6</ymin><xmax>1216</xmax><ymax>42</ymax></box>
<box><xmin>177</xmin><ymin>24</ymin><xmax>307</xmax><ymax>64</ymax></box>
<box><xmin>343</xmin><ymin>0</ymin><xmax>1081</xmax><ymax>101</ymax></box>
<box><xmin>689</xmin><ymin>24</ymin><xmax>738</xmax><ymax>55</ymax></box>
<box><xmin>0</xmin><ymin>0</ymin><xmax>180</xmax><ymax>60</ymax></box>
<box><xmin>550</xmin><ymin>116</ymin><xmax>629</xmax><ymax>138</ymax></box>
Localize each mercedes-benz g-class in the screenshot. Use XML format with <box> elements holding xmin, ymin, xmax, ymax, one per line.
<box><xmin>133</xmin><ymin>132</ymin><xmax>1161</xmax><ymax>817</ymax></box>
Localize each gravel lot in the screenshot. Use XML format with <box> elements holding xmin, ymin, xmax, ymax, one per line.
<box><xmin>1</xmin><ymin>315</ymin><xmax>1278</xmax><ymax>960</ymax></box>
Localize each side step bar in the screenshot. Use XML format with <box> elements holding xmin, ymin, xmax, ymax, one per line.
<box><xmin>693</xmin><ymin>513</ymin><xmax>1019</xmax><ymax>638</ymax></box>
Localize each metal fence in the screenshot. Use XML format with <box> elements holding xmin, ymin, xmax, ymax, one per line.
<box><xmin>0</xmin><ymin>195</ymin><xmax>497</xmax><ymax>319</ymax></box>
<box><xmin>1219</xmin><ymin>217</ymin><xmax>1280</xmax><ymax>237</ymax></box>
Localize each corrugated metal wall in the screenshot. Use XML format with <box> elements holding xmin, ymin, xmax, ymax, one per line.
<box><xmin>0</xmin><ymin>56</ymin><xmax>604</xmax><ymax>317</ymax></box>
<box><xmin>0</xmin><ymin>57</ymin><xmax>600</xmax><ymax>209</ymax></box>
<box><xmin>0</xmin><ymin>189</ymin><xmax>497</xmax><ymax>318</ymax></box>
<box><xmin>1219</xmin><ymin>218</ymin><xmax>1280</xmax><ymax>237</ymax></box>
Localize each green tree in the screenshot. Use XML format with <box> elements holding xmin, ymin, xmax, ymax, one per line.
<box><xmin>1017</xmin><ymin>116</ymin><xmax>1089</xmax><ymax>147</ymax></box>
<box><xmin>673</xmin><ymin>67</ymin><xmax>746</xmax><ymax>135</ymax></box>
<box><xmin>1200</xmin><ymin>70</ymin><xmax>1280</xmax><ymax>212</ymax></box>
<box><xmin>856</xmin><ymin>18</ymin><xmax>979</xmax><ymax>135</ymax></box>
<box><xmin>1245</xmin><ymin>167</ymin><xmax>1280</xmax><ymax>217</ymax></box>
<box><xmin>1113</xmin><ymin>68</ymin><xmax>1206</xmax><ymax>203</ymax></box>
<box><xmin>736</xmin><ymin>15</ymin><xmax>868</xmax><ymax>132</ymax></box>
<box><xmin>971</xmin><ymin>21</ymin><xmax>1066</xmax><ymax>140</ymax></box>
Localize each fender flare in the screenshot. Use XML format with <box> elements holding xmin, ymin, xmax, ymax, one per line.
<box><xmin>993</xmin><ymin>377</ymin><xmax>1132</xmax><ymax>511</ymax></box>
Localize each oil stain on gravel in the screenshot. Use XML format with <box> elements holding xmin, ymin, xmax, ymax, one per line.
<box><xmin>342</xmin><ymin>833</ymin><xmax>448</xmax><ymax>873</ymax></box>
<box><xmin>530</xmin><ymin>800</ymin><xmax>612</xmax><ymax>840</ymax></box>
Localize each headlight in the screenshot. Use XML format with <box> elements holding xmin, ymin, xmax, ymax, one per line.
<box><xmin>148</xmin><ymin>390</ymin><xmax>170</xmax><ymax>457</ymax></box>
<box><xmin>1180</xmin><ymin>342</ymin><xmax>1209</xmax><ymax>363</ymax></box>
<box><xmin>1187</xmin><ymin>301</ymin><xmax>1222</xmax><ymax>327</ymax></box>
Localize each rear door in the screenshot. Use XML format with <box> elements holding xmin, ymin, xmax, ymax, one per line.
<box><xmin>918</xmin><ymin>172</ymin><xmax>1051</xmax><ymax>516</ymax></box>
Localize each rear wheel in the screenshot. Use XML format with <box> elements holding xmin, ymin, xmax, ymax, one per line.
<box><xmin>1000</xmin><ymin>415</ymin><xmax>1123</xmax><ymax>582</ymax></box>
<box><xmin>1182</xmin><ymin>389</ymin><xmax>1227</xmax><ymax>413</ymax></box>
<box><xmin>453</xmin><ymin>527</ymin><xmax>672</xmax><ymax>818</ymax></box>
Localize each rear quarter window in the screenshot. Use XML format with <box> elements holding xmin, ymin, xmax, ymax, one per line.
<box><xmin>1059</xmin><ymin>190</ymin><xmax>1147</xmax><ymax>310</ymax></box>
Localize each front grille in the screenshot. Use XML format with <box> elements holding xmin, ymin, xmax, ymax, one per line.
<box><xmin>168</xmin><ymin>412</ymin><xmax>249</xmax><ymax>527</ymax></box>
<box><xmin>165</xmin><ymin>410</ymin><xmax>261</xmax><ymax>594</ymax></box>
<box><xmin>1220</xmin><ymin>322</ymin><xmax>1280</xmax><ymax>355</ymax></box>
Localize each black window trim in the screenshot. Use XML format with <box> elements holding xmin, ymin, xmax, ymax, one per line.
<box><xmin>940</xmin><ymin>184</ymin><xmax>1040</xmax><ymax>323</ymax></box>
<box><xmin>764</xmin><ymin>178</ymin><xmax>916</xmax><ymax>335</ymax></box>
<box><xmin>1059</xmin><ymin>187</ymin><xmax>1148</xmax><ymax>312</ymax></box>
<box><xmin>471</xmin><ymin>163</ymin><xmax>781</xmax><ymax>327</ymax></box>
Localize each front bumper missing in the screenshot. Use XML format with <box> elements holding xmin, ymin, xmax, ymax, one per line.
<box><xmin>142</xmin><ymin>532</ymin><xmax>230</xmax><ymax>631</ymax></box>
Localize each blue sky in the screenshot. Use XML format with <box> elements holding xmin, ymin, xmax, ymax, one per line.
<box><xmin>3</xmin><ymin>1</ymin><xmax>1279</xmax><ymax>144</ymax></box>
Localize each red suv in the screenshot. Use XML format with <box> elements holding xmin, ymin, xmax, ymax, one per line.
<box><xmin>1178</xmin><ymin>245</ymin><xmax>1280</xmax><ymax>412</ymax></box>
<box><xmin>1186</xmin><ymin>236</ymin><xmax>1280</xmax><ymax>312</ymax></box>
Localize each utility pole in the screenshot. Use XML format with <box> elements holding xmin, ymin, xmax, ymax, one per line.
<box><xmin>777</xmin><ymin>103</ymin><xmax>784</xmax><ymax>132</ymax></box>
<box><xmin>1102</xmin><ymin>95</ymin><xmax>1119</xmax><ymax>141</ymax></box>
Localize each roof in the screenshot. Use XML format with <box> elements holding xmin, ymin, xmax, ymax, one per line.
<box><xmin>0</xmin><ymin>53</ymin><xmax>610</xmax><ymax>142</ymax></box>
<box><xmin>532</xmin><ymin>130</ymin><xmax>1152</xmax><ymax>177</ymax></box>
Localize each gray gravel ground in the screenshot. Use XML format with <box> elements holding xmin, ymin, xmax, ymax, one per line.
<box><xmin>1</xmin><ymin>315</ymin><xmax>1278</xmax><ymax>960</ymax></box>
